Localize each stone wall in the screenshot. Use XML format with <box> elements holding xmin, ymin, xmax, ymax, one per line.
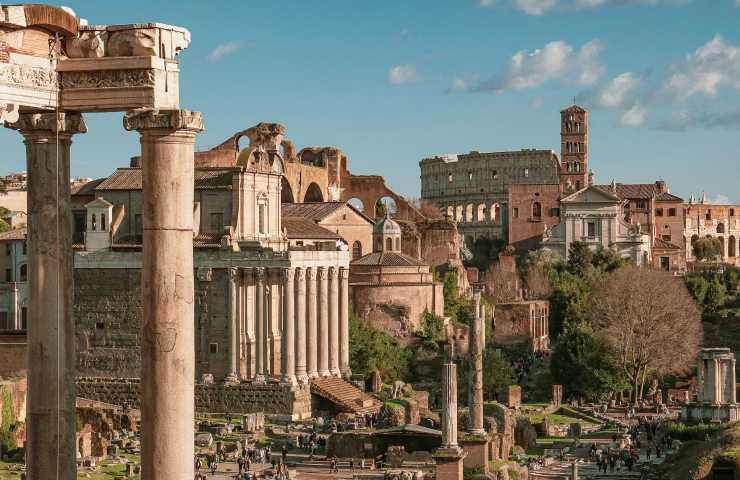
<box><xmin>0</xmin><ymin>334</ymin><xmax>27</xmax><ymax>378</ymax></box>
<box><xmin>75</xmin><ymin>378</ymin><xmax>312</xmax><ymax>419</ymax></box>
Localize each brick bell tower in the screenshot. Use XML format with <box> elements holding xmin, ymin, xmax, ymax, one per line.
<box><xmin>560</xmin><ymin>104</ymin><xmax>589</xmax><ymax>194</ymax></box>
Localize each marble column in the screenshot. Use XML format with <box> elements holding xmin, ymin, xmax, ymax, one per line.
<box><xmin>281</xmin><ymin>268</ymin><xmax>296</xmax><ymax>384</ymax></box>
<box><xmin>123</xmin><ymin>108</ymin><xmax>202</xmax><ymax>480</ymax></box>
<box><xmin>469</xmin><ymin>289</ymin><xmax>485</xmax><ymax>435</ymax></box>
<box><xmin>339</xmin><ymin>267</ymin><xmax>351</xmax><ymax>379</ymax></box>
<box><xmin>225</xmin><ymin>267</ymin><xmax>239</xmax><ymax>383</ymax></box>
<box><xmin>441</xmin><ymin>362</ymin><xmax>460</xmax><ymax>449</ymax></box>
<box><xmin>295</xmin><ymin>268</ymin><xmax>309</xmax><ymax>383</ymax></box>
<box><xmin>732</xmin><ymin>359</ymin><xmax>737</xmax><ymax>403</ymax></box>
<box><xmin>254</xmin><ymin>267</ymin><xmax>266</xmax><ymax>383</ymax></box>
<box><xmin>306</xmin><ymin>268</ymin><xmax>319</xmax><ymax>378</ymax></box>
<box><xmin>329</xmin><ymin>267</ymin><xmax>341</xmax><ymax>376</ymax></box>
<box><xmin>318</xmin><ymin>267</ymin><xmax>331</xmax><ymax>376</ymax></box>
<box><xmin>8</xmin><ymin>112</ymin><xmax>86</xmax><ymax>480</ymax></box>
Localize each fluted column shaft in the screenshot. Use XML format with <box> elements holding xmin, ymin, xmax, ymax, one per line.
<box><xmin>254</xmin><ymin>268</ymin><xmax>266</xmax><ymax>383</ymax></box>
<box><xmin>124</xmin><ymin>109</ymin><xmax>202</xmax><ymax>480</ymax></box>
<box><xmin>318</xmin><ymin>267</ymin><xmax>330</xmax><ymax>376</ymax></box>
<box><xmin>339</xmin><ymin>267</ymin><xmax>351</xmax><ymax>378</ymax></box>
<box><xmin>329</xmin><ymin>267</ymin><xmax>341</xmax><ymax>376</ymax></box>
<box><xmin>306</xmin><ymin>268</ymin><xmax>318</xmax><ymax>378</ymax></box>
<box><xmin>9</xmin><ymin>112</ymin><xmax>86</xmax><ymax>480</ymax></box>
<box><xmin>295</xmin><ymin>268</ymin><xmax>309</xmax><ymax>383</ymax></box>
<box><xmin>281</xmin><ymin>268</ymin><xmax>296</xmax><ymax>384</ymax></box>
<box><xmin>469</xmin><ymin>290</ymin><xmax>485</xmax><ymax>435</ymax></box>
<box><xmin>442</xmin><ymin>362</ymin><xmax>459</xmax><ymax>448</ymax></box>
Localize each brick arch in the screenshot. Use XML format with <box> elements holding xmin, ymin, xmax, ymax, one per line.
<box><xmin>281</xmin><ymin>177</ymin><xmax>295</xmax><ymax>203</ymax></box>
<box><xmin>340</xmin><ymin>175</ymin><xmax>424</xmax><ymax>222</ymax></box>
<box><xmin>303</xmin><ymin>182</ymin><xmax>324</xmax><ymax>202</ymax></box>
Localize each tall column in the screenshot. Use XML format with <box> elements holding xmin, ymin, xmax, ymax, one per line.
<box><xmin>124</xmin><ymin>109</ymin><xmax>202</xmax><ymax>480</ymax></box>
<box><xmin>329</xmin><ymin>267</ymin><xmax>341</xmax><ymax>376</ymax></box>
<box><xmin>339</xmin><ymin>267</ymin><xmax>351</xmax><ymax>379</ymax></box>
<box><xmin>318</xmin><ymin>267</ymin><xmax>331</xmax><ymax>376</ymax></box>
<box><xmin>254</xmin><ymin>267</ymin><xmax>266</xmax><ymax>383</ymax></box>
<box><xmin>281</xmin><ymin>268</ymin><xmax>296</xmax><ymax>384</ymax></box>
<box><xmin>226</xmin><ymin>267</ymin><xmax>239</xmax><ymax>383</ymax></box>
<box><xmin>8</xmin><ymin>112</ymin><xmax>85</xmax><ymax>480</ymax></box>
<box><xmin>295</xmin><ymin>268</ymin><xmax>309</xmax><ymax>383</ymax></box>
<box><xmin>469</xmin><ymin>289</ymin><xmax>485</xmax><ymax>435</ymax></box>
<box><xmin>306</xmin><ymin>268</ymin><xmax>319</xmax><ymax>378</ymax></box>
<box><xmin>732</xmin><ymin>358</ymin><xmax>737</xmax><ymax>403</ymax></box>
<box><xmin>441</xmin><ymin>362</ymin><xmax>460</xmax><ymax>449</ymax></box>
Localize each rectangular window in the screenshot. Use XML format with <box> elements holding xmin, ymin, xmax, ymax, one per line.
<box><xmin>5</xmin><ymin>269</ymin><xmax>10</xmax><ymax>282</ymax></box>
<box><xmin>731</xmin><ymin>208</ymin><xmax>736</xmax><ymax>217</ymax></box>
<box><xmin>448</xmin><ymin>174</ymin><xmax>453</xmax><ymax>183</ymax></box>
<box><xmin>550</xmin><ymin>208</ymin><xmax>560</xmax><ymax>217</ymax></box>
<box><xmin>210</xmin><ymin>212</ymin><xmax>224</xmax><ymax>233</ymax></box>
<box><xmin>587</xmin><ymin>221</ymin><xmax>596</xmax><ymax>238</ymax></box>
<box><xmin>209</xmin><ymin>342</ymin><xmax>218</xmax><ymax>354</ymax></box>
<box><xmin>706</xmin><ymin>210</ymin><xmax>712</xmax><ymax>220</ymax></box>
<box><xmin>660</xmin><ymin>257</ymin><xmax>670</xmax><ymax>271</ymax></box>
<box><xmin>662</xmin><ymin>235</ymin><xmax>672</xmax><ymax>242</ymax></box>
<box><xmin>258</xmin><ymin>204</ymin><xmax>266</xmax><ymax>234</ymax></box>
<box><xmin>0</xmin><ymin>312</ymin><xmax>8</xmax><ymax>330</ymax></box>
<box><xmin>21</xmin><ymin>307</ymin><xmax>26</xmax><ymax>330</ymax></box>
<box><xmin>523</xmin><ymin>168</ymin><xmax>529</xmax><ymax>178</ymax></box>
<box><xmin>668</xmin><ymin>208</ymin><xmax>676</xmax><ymax>217</ymax></box>
<box><xmin>512</xmin><ymin>208</ymin><xmax>519</xmax><ymax>219</ymax></box>
<box><xmin>655</xmin><ymin>208</ymin><xmax>663</xmax><ymax>216</ymax></box>
<box><xmin>637</xmin><ymin>200</ymin><xmax>646</xmax><ymax>210</ymax></box>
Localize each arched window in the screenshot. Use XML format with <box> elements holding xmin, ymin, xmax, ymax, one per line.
<box><xmin>101</xmin><ymin>213</ymin><xmax>106</xmax><ymax>231</ymax></box>
<box><xmin>352</xmin><ymin>241</ymin><xmax>362</xmax><ymax>259</ymax></box>
<box><xmin>386</xmin><ymin>238</ymin><xmax>393</xmax><ymax>251</ymax></box>
<box><xmin>691</xmin><ymin>234</ymin><xmax>699</xmax><ymax>245</ymax></box>
<box><xmin>717</xmin><ymin>223</ymin><xmax>725</xmax><ymax>234</ymax></box>
<box><xmin>532</xmin><ymin>202</ymin><xmax>542</xmax><ymax>219</ymax></box>
<box><xmin>91</xmin><ymin>214</ymin><xmax>97</xmax><ymax>231</ymax></box>
<box><xmin>729</xmin><ymin>236</ymin><xmax>736</xmax><ymax>258</ymax></box>
<box><xmin>19</xmin><ymin>264</ymin><xmax>27</xmax><ymax>282</ymax></box>
<box><xmin>575</xmin><ymin>162</ymin><xmax>581</xmax><ymax>173</ymax></box>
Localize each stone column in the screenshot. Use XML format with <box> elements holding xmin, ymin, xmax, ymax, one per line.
<box><xmin>318</xmin><ymin>267</ymin><xmax>331</xmax><ymax>376</ymax></box>
<box><xmin>329</xmin><ymin>267</ymin><xmax>341</xmax><ymax>376</ymax></box>
<box><xmin>225</xmin><ymin>267</ymin><xmax>239</xmax><ymax>383</ymax></box>
<box><xmin>442</xmin><ymin>362</ymin><xmax>459</xmax><ymax>449</ymax></box>
<box><xmin>469</xmin><ymin>289</ymin><xmax>485</xmax><ymax>435</ymax></box>
<box><xmin>254</xmin><ymin>267</ymin><xmax>266</xmax><ymax>383</ymax></box>
<box><xmin>295</xmin><ymin>268</ymin><xmax>309</xmax><ymax>383</ymax></box>
<box><xmin>281</xmin><ymin>268</ymin><xmax>296</xmax><ymax>384</ymax></box>
<box><xmin>339</xmin><ymin>267</ymin><xmax>351</xmax><ymax>379</ymax></box>
<box><xmin>306</xmin><ymin>268</ymin><xmax>319</xmax><ymax>378</ymax></box>
<box><xmin>123</xmin><ymin>108</ymin><xmax>202</xmax><ymax>480</ymax></box>
<box><xmin>8</xmin><ymin>112</ymin><xmax>85</xmax><ymax>480</ymax></box>
<box><xmin>732</xmin><ymin>358</ymin><xmax>737</xmax><ymax>403</ymax></box>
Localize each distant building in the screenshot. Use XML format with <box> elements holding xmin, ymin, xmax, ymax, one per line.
<box><xmin>0</xmin><ymin>228</ymin><xmax>27</xmax><ymax>331</ymax></box>
<box><xmin>492</xmin><ymin>300</ymin><xmax>549</xmax><ymax>352</ymax></box>
<box><xmin>684</xmin><ymin>195</ymin><xmax>740</xmax><ymax>266</ymax></box>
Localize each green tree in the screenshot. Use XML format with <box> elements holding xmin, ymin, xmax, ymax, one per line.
<box><xmin>482</xmin><ymin>347</ymin><xmax>516</xmax><ymax>400</ymax></box>
<box><xmin>567</xmin><ymin>241</ymin><xmax>594</xmax><ymax>276</ymax></box>
<box><xmin>349</xmin><ymin>314</ymin><xmax>412</xmax><ymax>382</ymax></box>
<box><xmin>705</xmin><ymin>277</ymin><xmax>727</xmax><ymax>312</ymax></box>
<box><xmin>0</xmin><ymin>219</ymin><xmax>10</xmax><ymax>233</ymax></box>
<box><xmin>693</xmin><ymin>237</ymin><xmax>723</xmax><ymax>262</ymax></box>
<box><xmin>592</xmin><ymin>245</ymin><xmax>628</xmax><ymax>272</ymax></box>
<box><xmin>684</xmin><ymin>274</ymin><xmax>710</xmax><ymax>305</ymax></box>
<box><xmin>548</xmin><ymin>270</ymin><xmax>590</xmax><ymax>337</ymax></box>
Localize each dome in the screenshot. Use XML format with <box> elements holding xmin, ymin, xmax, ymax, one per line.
<box><xmin>373</xmin><ymin>214</ymin><xmax>401</xmax><ymax>236</ymax></box>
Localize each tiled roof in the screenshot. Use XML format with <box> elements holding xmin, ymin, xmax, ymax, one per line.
<box><xmin>71</xmin><ymin>177</ymin><xmax>105</xmax><ymax>196</ymax></box>
<box><xmin>281</xmin><ymin>202</ymin><xmax>346</xmax><ymax>221</ymax></box>
<box><xmin>0</xmin><ymin>227</ymin><xmax>26</xmax><ymax>242</ymax></box>
<box><xmin>96</xmin><ymin>168</ymin><xmax>234</xmax><ymax>191</ymax></box>
<box><xmin>653</xmin><ymin>237</ymin><xmax>681</xmax><ymax>250</ymax></box>
<box><xmin>595</xmin><ymin>183</ymin><xmax>659</xmax><ymax>200</ymax></box>
<box><xmin>351</xmin><ymin>251</ymin><xmax>425</xmax><ymax>267</ymax></box>
<box><xmin>656</xmin><ymin>192</ymin><xmax>683</xmax><ymax>202</ymax></box>
<box><xmin>193</xmin><ymin>233</ymin><xmax>222</xmax><ymax>248</ymax></box>
<box><xmin>283</xmin><ymin>218</ymin><xmax>340</xmax><ymax>240</ymax></box>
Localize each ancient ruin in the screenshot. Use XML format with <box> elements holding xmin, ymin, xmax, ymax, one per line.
<box><xmin>682</xmin><ymin>348</ymin><xmax>740</xmax><ymax>423</ymax></box>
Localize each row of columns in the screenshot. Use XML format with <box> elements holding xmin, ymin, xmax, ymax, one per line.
<box><xmin>8</xmin><ymin>108</ymin><xmax>203</xmax><ymax>480</ymax></box>
<box><xmin>227</xmin><ymin>266</ymin><xmax>351</xmax><ymax>384</ymax></box>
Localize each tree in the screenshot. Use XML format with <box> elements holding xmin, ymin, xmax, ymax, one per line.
<box><xmin>693</xmin><ymin>237</ymin><xmax>723</xmax><ymax>262</ymax></box>
<box><xmin>587</xmin><ymin>267</ymin><xmax>702</xmax><ymax>404</ymax></box>
<box><xmin>705</xmin><ymin>277</ymin><xmax>727</xmax><ymax>312</ymax></box>
<box><xmin>522</xmin><ymin>264</ymin><xmax>552</xmax><ymax>300</ymax></box>
<box><xmin>349</xmin><ymin>315</ymin><xmax>412</xmax><ymax>382</ymax></box>
<box><xmin>0</xmin><ymin>219</ymin><xmax>9</xmax><ymax>233</ymax></box>
<box><xmin>684</xmin><ymin>274</ymin><xmax>709</xmax><ymax>305</ymax></box>
<box><xmin>592</xmin><ymin>245</ymin><xmax>629</xmax><ymax>272</ymax></box>
<box><xmin>567</xmin><ymin>241</ymin><xmax>594</xmax><ymax>276</ymax></box>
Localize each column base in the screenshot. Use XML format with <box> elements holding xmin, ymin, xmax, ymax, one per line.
<box><xmin>281</xmin><ymin>376</ymin><xmax>297</xmax><ymax>386</ymax></box>
<box><xmin>253</xmin><ymin>374</ymin><xmax>266</xmax><ymax>384</ymax></box>
<box><xmin>330</xmin><ymin>367</ymin><xmax>342</xmax><ymax>377</ymax></box>
<box><xmin>319</xmin><ymin>369</ymin><xmax>332</xmax><ymax>377</ymax></box>
<box><xmin>460</xmin><ymin>435</ymin><xmax>490</xmax><ymax>473</ymax></box>
<box><xmin>224</xmin><ymin>372</ymin><xmax>239</xmax><ymax>384</ymax></box>
<box><xmin>308</xmin><ymin>371</ymin><xmax>319</xmax><ymax>379</ymax></box>
<box><xmin>341</xmin><ymin>368</ymin><xmax>352</xmax><ymax>380</ymax></box>
<box><xmin>297</xmin><ymin>373</ymin><xmax>310</xmax><ymax>385</ymax></box>
<box><xmin>434</xmin><ymin>447</ymin><xmax>466</xmax><ymax>480</ymax></box>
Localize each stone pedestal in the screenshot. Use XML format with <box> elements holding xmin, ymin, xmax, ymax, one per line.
<box><xmin>461</xmin><ymin>436</ymin><xmax>490</xmax><ymax>473</ymax></box>
<box><xmin>124</xmin><ymin>108</ymin><xmax>202</xmax><ymax>480</ymax></box>
<box><xmin>8</xmin><ymin>112</ymin><xmax>86</xmax><ymax>480</ymax></box>
<box><xmin>434</xmin><ymin>449</ymin><xmax>466</xmax><ymax>480</ymax></box>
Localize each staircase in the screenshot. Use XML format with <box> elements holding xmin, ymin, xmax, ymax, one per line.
<box><xmin>310</xmin><ymin>377</ymin><xmax>382</xmax><ymax>415</ymax></box>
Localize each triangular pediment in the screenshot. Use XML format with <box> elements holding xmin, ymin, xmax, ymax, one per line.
<box><xmin>561</xmin><ymin>186</ymin><xmax>621</xmax><ymax>204</ymax></box>
<box><xmin>85</xmin><ymin>197</ymin><xmax>114</xmax><ymax>209</ymax></box>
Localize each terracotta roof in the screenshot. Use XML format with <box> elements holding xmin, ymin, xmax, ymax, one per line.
<box><xmin>283</xmin><ymin>218</ymin><xmax>340</xmax><ymax>240</ymax></box>
<box><xmin>71</xmin><ymin>178</ymin><xmax>105</xmax><ymax>196</ymax></box>
<box><xmin>653</xmin><ymin>238</ymin><xmax>681</xmax><ymax>250</ymax></box>
<box><xmin>595</xmin><ymin>183</ymin><xmax>659</xmax><ymax>200</ymax></box>
<box><xmin>193</xmin><ymin>233</ymin><xmax>222</xmax><ymax>248</ymax></box>
<box><xmin>0</xmin><ymin>228</ymin><xmax>26</xmax><ymax>242</ymax></box>
<box><xmin>281</xmin><ymin>202</ymin><xmax>346</xmax><ymax>221</ymax></box>
<box><xmin>351</xmin><ymin>251</ymin><xmax>425</xmax><ymax>267</ymax></box>
<box><xmin>656</xmin><ymin>192</ymin><xmax>683</xmax><ymax>202</ymax></box>
<box><xmin>96</xmin><ymin>168</ymin><xmax>234</xmax><ymax>191</ymax></box>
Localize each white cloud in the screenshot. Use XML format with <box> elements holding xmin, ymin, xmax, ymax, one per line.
<box><xmin>477</xmin><ymin>0</ymin><xmax>496</xmax><ymax>5</ymax></box>
<box><xmin>584</xmin><ymin>72</ymin><xmax>641</xmax><ymax>107</ymax></box>
<box><xmin>710</xmin><ymin>194</ymin><xmax>731</xmax><ymax>204</ymax></box>
<box><xmin>448</xmin><ymin>78</ymin><xmax>468</xmax><ymax>92</ymax></box>
<box><xmin>663</xmin><ymin>34</ymin><xmax>740</xmax><ymax>102</ymax></box>
<box><xmin>388</xmin><ymin>65</ymin><xmax>420</xmax><ymax>85</ymax></box>
<box><xmin>473</xmin><ymin>39</ymin><xmax>603</xmax><ymax>93</ymax></box>
<box><xmin>208</xmin><ymin>41</ymin><xmax>245</xmax><ymax>62</ymax></box>
<box><xmin>620</xmin><ymin>103</ymin><xmax>646</xmax><ymax>126</ymax></box>
<box><xmin>514</xmin><ymin>0</ymin><xmax>558</xmax><ymax>15</ymax></box>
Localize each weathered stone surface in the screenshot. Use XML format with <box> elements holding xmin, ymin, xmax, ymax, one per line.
<box><xmin>514</xmin><ymin>417</ymin><xmax>537</xmax><ymax>450</ymax></box>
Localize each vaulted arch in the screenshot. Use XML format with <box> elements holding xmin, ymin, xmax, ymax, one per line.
<box><xmin>281</xmin><ymin>177</ymin><xmax>295</xmax><ymax>203</ymax></box>
<box><xmin>303</xmin><ymin>182</ymin><xmax>324</xmax><ymax>202</ymax></box>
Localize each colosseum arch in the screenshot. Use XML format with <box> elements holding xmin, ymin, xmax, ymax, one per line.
<box><xmin>455</xmin><ymin>205</ymin><xmax>464</xmax><ymax>223</ymax></box>
<box><xmin>465</xmin><ymin>204</ymin><xmax>474</xmax><ymax>223</ymax></box>
<box><xmin>477</xmin><ymin>204</ymin><xmax>487</xmax><ymax>223</ymax></box>
<box><xmin>304</xmin><ymin>182</ymin><xmax>324</xmax><ymax>202</ymax></box>
<box><xmin>281</xmin><ymin>177</ymin><xmax>295</xmax><ymax>203</ymax></box>
<box><xmin>729</xmin><ymin>235</ymin><xmax>737</xmax><ymax>258</ymax></box>
<box><xmin>446</xmin><ymin>205</ymin><xmax>454</xmax><ymax>218</ymax></box>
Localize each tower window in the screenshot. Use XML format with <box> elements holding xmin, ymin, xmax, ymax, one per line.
<box><xmin>91</xmin><ymin>214</ymin><xmax>97</xmax><ymax>231</ymax></box>
<box><xmin>101</xmin><ymin>213</ymin><xmax>106</xmax><ymax>231</ymax></box>
<box><xmin>448</xmin><ymin>174</ymin><xmax>453</xmax><ymax>183</ymax></box>
<box><xmin>655</xmin><ymin>208</ymin><xmax>664</xmax><ymax>217</ymax></box>
<box><xmin>352</xmin><ymin>241</ymin><xmax>362</xmax><ymax>259</ymax></box>
<box><xmin>258</xmin><ymin>204</ymin><xmax>266</xmax><ymax>234</ymax></box>
<box><xmin>523</xmin><ymin>168</ymin><xmax>529</xmax><ymax>178</ymax></box>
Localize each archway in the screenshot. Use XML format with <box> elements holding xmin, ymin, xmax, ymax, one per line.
<box><xmin>347</xmin><ymin>197</ymin><xmax>364</xmax><ymax>212</ymax></box>
<box><xmin>729</xmin><ymin>236</ymin><xmax>736</xmax><ymax>258</ymax></box>
<box><xmin>352</xmin><ymin>240</ymin><xmax>363</xmax><ymax>259</ymax></box>
<box><xmin>455</xmin><ymin>205</ymin><xmax>463</xmax><ymax>222</ymax></box>
<box><xmin>465</xmin><ymin>204</ymin><xmax>474</xmax><ymax>223</ymax></box>
<box><xmin>477</xmin><ymin>204</ymin><xmax>486</xmax><ymax>223</ymax></box>
<box><xmin>281</xmin><ymin>177</ymin><xmax>295</xmax><ymax>203</ymax></box>
<box><xmin>718</xmin><ymin>223</ymin><xmax>726</xmax><ymax>234</ymax></box>
<box><xmin>304</xmin><ymin>182</ymin><xmax>324</xmax><ymax>202</ymax></box>
<box><xmin>375</xmin><ymin>196</ymin><xmax>397</xmax><ymax>218</ymax></box>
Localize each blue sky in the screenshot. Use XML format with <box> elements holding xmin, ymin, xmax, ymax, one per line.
<box><xmin>2</xmin><ymin>0</ymin><xmax>739</xmax><ymax>202</ymax></box>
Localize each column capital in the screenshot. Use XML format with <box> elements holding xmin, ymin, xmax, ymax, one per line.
<box><xmin>317</xmin><ymin>266</ymin><xmax>327</xmax><ymax>280</ymax></box>
<box><xmin>328</xmin><ymin>266</ymin><xmax>339</xmax><ymax>279</ymax></box>
<box><xmin>307</xmin><ymin>267</ymin><xmax>318</xmax><ymax>281</ymax></box>
<box><xmin>255</xmin><ymin>267</ymin><xmax>266</xmax><ymax>282</ymax></box>
<box><xmin>339</xmin><ymin>267</ymin><xmax>350</xmax><ymax>279</ymax></box>
<box><xmin>228</xmin><ymin>267</ymin><xmax>240</xmax><ymax>282</ymax></box>
<box><xmin>7</xmin><ymin>112</ymin><xmax>87</xmax><ymax>137</ymax></box>
<box><xmin>295</xmin><ymin>267</ymin><xmax>306</xmax><ymax>281</ymax></box>
<box><xmin>282</xmin><ymin>267</ymin><xmax>295</xmax><ymax>282</ymax></box>
<box><xmin>123</xmin><ymin>108</ymin><xmax>204</xmax><ymax>133</ymax></box>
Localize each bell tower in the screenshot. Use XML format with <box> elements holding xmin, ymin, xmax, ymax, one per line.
<box><xmin>560</xmin><ymin>104</ymin><xmax>589</xmax><ymax>194</ymax></box>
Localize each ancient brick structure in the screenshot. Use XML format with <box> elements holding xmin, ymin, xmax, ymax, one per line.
<box><xmin>685</xmin><ymin>197</ymin><xmax>740</xmax><ymax>267</ymax></box>
<box><xmin>493</xmin><ymin>300</ymin><xmax>550</xmax><ymax>352</ymax></box>
<box><xmin>559</xmin><ymin>105</ymin><xmax>589</xmax><ymax>194</ymax></box>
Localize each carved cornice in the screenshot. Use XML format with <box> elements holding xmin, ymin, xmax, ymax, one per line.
<box><xmin>60</xmin><ymin>69</ymin><xmax>155</xmax><ymax>89</ymax></box>
<box><xmin>0</xmin><ymin>63</ymin><xmax>57</xmax><ymax>89</ymax></box>
<box><xmin>6</xmin><ymin>112</ymin><xmax>87</xmax><ymax>135</ymax></box>
<box><xmin>123</xmin><ymin>108</ymin><xmax>203</xmax><ymax>132</ymax></box>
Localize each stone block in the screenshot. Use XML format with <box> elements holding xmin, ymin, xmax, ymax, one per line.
<box><xmin>507</xmin><ymin>385</ymin><xmax>522</xmax><ymax>408</ymax></box>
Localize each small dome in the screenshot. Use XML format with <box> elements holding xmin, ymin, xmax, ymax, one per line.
<box><xmin>373</xmin><ymin>214</ymin><xmax>401</xmax><ymax>236</ymax></box>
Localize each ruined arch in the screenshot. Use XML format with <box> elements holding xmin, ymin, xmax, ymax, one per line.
<box><xmin>477</xmin><ymin>204</ymin><xmax>486</xmax><ymax>223</ymax></box>
<box><xmin>347</xmin><ymin>197</ymin><xmax>364</xmax><ymax>212</ymax></box>
<box><xmin>281</xmin><ymin>177</ymin><xmax>295</xmax><ymax>203</ymax></box>
<box><xmin>455</xmin><ymin>205</ymin><xmax>464</xmax><ymax>223</ymax></box>
<box><xmin>446</xmin><ymin>205</ymin><xmax>454</xmax><ymax>218</ymax></box>
<box><xmin>375</xmin><ymin>196</ymin><xmax>397</xmax><ymax>219</ymax></box>
<box><xmin>304</xmin><ymin>182</ymin><xmax>324</xmax><ymax>202</ymax></box>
